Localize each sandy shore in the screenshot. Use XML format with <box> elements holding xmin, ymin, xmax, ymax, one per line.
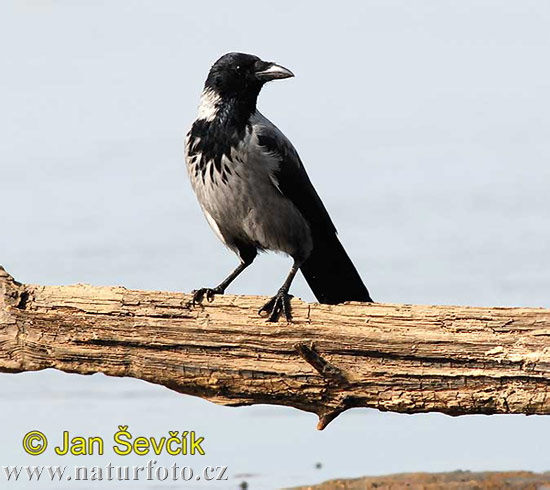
<box><xmin>292</xmin><ymin>471</ymin><xmax>550</xmax><ymax>489</ymax></box>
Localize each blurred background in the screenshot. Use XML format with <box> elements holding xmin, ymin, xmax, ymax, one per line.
<box><xmin>1</xmin><ymin>0</ymin><xmax>549</xmax><ymax>488</ymax></box>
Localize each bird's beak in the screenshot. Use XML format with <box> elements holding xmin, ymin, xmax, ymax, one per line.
<box><xmin>255</xmin><ymin>62</ymin><xmax>294</xmax><ymax>81</ymax></box>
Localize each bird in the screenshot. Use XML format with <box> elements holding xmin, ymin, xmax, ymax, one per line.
<box><xmin>185</xmin><ymin>52</ymin><xmax>372</xmax><ymax>322</ymax></box>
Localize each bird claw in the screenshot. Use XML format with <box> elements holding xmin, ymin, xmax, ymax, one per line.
<box><xmin>258</xmin><ymin>290</ymin><xmax>293</xmax><ymax>322</ymax></box>
<box><xmin>192</xmin><ymin>287</ymin><xmax>223</xmax><ymax>306</ymax></box>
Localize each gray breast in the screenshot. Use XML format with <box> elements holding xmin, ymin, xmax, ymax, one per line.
<box><xmin>185</xmin><ymin>121</ymin><xmax>312</xmax><ymax>261</ymax></box>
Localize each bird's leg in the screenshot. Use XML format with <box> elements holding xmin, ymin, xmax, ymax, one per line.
<box><xmin>259</xmin><ymin>260</ymin><xmax>300</xmax><ymax>322</ymax></box>
<box><xmin>192</xmin><ymin>260</ymin><xmax>251</xmax><ymax>305</ymax></box>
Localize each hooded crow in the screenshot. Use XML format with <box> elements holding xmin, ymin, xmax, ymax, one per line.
<box><xmin>185</xmin><ymin>52</ymin><xmax>372</xmax><ymax>321</ymax></box>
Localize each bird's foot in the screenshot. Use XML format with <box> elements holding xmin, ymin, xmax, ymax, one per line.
<box><xmin>192</xmin><ymin>286</ymin><xmax>224</xmax><ymax>306</ymax></box>
<box><xmin>258</xmin><ymin>289</ymin><xmax>293</xmax><ymax>322</ymax></box>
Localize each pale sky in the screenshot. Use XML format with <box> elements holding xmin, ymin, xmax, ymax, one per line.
<box><xmin>1</xmin><ymin>1</ymin><xmax>549</xmax><ymax>487</ymax></box>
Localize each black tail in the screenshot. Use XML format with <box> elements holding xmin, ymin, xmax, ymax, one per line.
<box><xmin>300</xmin><ymin>233</ymin><xmax>373</xmax><ymax>304</ymax></box>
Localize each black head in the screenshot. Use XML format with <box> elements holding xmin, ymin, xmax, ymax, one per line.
<box><xmin>205</xmin><ymin>52</ymin><xmax>294</xmax><ymax>100</ymax></box>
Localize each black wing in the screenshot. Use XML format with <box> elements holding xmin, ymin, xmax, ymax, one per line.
<box><xmin>255</xmin><ymin>119</ymin><xmax>373</xmax><ymax>304</ymax></box>
<box><xmin>255</xmin><ymin>125</ymin><xmax>336</xmax><ymax>237</ymax></box>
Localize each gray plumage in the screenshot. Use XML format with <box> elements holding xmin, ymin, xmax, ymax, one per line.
<box><xmin>186</xmin><ymin>111</ymin><xmax>312</xmax><ymax>263</ymax></box>
<box><xmin>185</xmin><ymin>53</ymin><xmax>372</xmax><ymax>321</ymax></box>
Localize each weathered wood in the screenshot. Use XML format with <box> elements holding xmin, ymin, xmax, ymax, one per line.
<box><xmin>1</xmin><ymin>265</ymin><xmax>550</xmax><ymax>429</ymax></box>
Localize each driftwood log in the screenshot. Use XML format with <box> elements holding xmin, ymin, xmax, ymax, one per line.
<box><xmin>1</xmin><ymin>265</ymin><xmax>550</xmax><ymax>429</ymax></box>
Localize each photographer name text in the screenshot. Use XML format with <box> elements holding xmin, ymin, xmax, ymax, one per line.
<box><xmin>22</xmin><ymin>426</ymin><xmax>205</xmax><ymax>456</ymax></box>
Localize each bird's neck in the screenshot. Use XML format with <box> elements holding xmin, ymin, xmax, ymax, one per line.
<box><xmin>197</xmin><ymin>87</ymin><xmax>258</xmax><ymax>131</ymax></box>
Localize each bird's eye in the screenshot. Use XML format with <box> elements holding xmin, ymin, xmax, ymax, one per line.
<box><xmin>235</xmin><ymin>65</ymin><xmax>242</xmax><ymax>74</ymax></box>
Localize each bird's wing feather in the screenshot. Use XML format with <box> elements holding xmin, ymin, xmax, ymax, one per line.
<box><xmin>252</xmin><ymin>113</ymin><xmax>372</xmax><ymax>304</ymax></box>
<box><xmin>253</xmin><ymin>115</ymin><xmax>336</xmax><ymax>237</ymax></box>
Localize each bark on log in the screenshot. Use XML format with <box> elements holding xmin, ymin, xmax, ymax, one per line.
<box><xmin>1</xmin><ymin>265</ymin><xmax>550</xmax><ymax>430</ymax></box>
